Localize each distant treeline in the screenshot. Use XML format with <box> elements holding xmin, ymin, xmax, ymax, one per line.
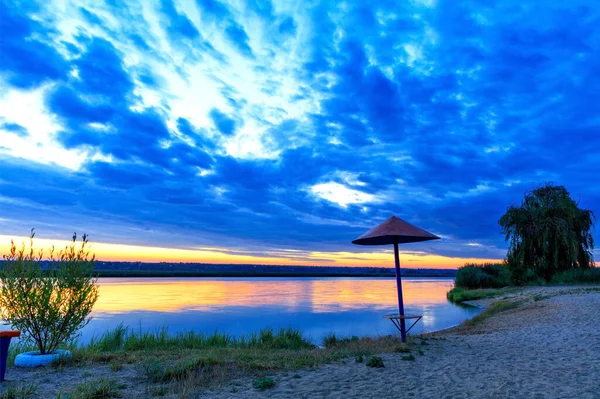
<box><xmin>42</xmin><ymin>261</ymin><xmax>457</xmax><ymax>278</ymax></box>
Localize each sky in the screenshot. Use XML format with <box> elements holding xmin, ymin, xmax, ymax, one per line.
<box><xmin>1</xmin><ymin>0</ymin><xmax>599</xmax><ymax>268</ymax></box>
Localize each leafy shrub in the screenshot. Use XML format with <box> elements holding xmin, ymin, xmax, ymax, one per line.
<box><xmin>252</xmin><ymin>377</ymin><xmax>275</xmax><ymax>391</ymax></box>
<box><xmin>366</xmin><ymin>356</ymin><xmax>384</xmax><ymax>368</ymax></box>
<box><xmin>455</xmin><ymin>263</ymin><xmax>510</xmax><ymax>289</ymax></box>
<box><xmin>0</xmin><ymin>231</ymin><xmax>98</xmax><ymax>354</ymax></box>
<box><xmin>551</xmin><ymin>267</ymin><xmax>600</xmax><ymax>284</ymax></box>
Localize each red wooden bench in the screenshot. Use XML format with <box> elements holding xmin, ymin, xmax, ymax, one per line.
<box><xmin>1</xmin><ymin>330</ymin><xmax>21</xmax><ymax>381</ymax></box>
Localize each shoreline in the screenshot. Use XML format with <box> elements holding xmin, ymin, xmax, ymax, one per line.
<box><xmin>2</xmin><ymin>285</ymin><xmax>599</xmax><ymax>398</ymax></box>
<box><xmin>204</xmin><ymin>285</ymin><xmax>600</xmax><ymax>398</ymax></box>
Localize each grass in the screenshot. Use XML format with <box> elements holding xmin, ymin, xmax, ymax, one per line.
<box><xmin>1</xmin><ymin>384</ymin><xmax>36</xmax><ymax>399</ymax></box>
<box><xmin>109</xmin><ymin>361</ymin><xmax>123</xmax><ymax>372</ymax></box>
<box><xmin>252</xmin><ymin>377</ymin><xmax>275</xmax><ymax>391</ymax></box>
<box><xmin>6</xmin><ymin>326</ymin><xmax>414</xmax><ymax>397</ymax></box>
<box><xmin>365</xmin><ymin>356</ymin><xmax>384</xmax><ymax>368</ymax></box>
<box><xmin>86</xmin><ymin>324</ymin><xmax>313</xmax><ymax>352</ymax></box>
<box><xmin>463</xmin><ymin>299</ymin><xmax>524</xmax><ymax>327</ymax></box>
<box><xmin>447</xmin><ymin>287</ymin><xmax>517</xmax><ymax>303</ymax></box>
<box><xmin>60</xmin><ymin>378</ymin><xmax>125</xmax><ymax>399</ymax></box>
<box><xmin>393</xmin><ymin>345</ymin><xmax>411</xmax><ymax>353</ymax></box>
<box><xmin>143</xmin><ymin>357</ymin><xmax>221</xmax><ymax>383</ymax></box>
<box><xmin>322</xmin><ymin>334</ymin><xmax>359</xmax><ymax>348</ymax></box>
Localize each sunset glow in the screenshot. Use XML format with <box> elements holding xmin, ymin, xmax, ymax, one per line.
<box><xmin>0</xmin><ymin>235</ymin><xmax>497</xmax><ymax>269</ymax></box>
<box><xmin>92</xmin><ymin>277</ymin><xmax>456</xmax><ymax>314</ymax></box>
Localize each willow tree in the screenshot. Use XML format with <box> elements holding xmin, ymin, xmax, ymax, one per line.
<box><xmin>499</xmin><ymin>184</ymin><xmax>595</xmax><ymax>284</ymax></box>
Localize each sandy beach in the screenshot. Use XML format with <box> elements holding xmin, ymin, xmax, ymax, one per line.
<box><xmin>2</xmin><ymin>286</ymin><xmax>599</xmax><ymax>398</ymax></box>
<box><xmin>202</xmin><ymin>286</ymin><xmax>600</xmax><ymax>399</ymax></box>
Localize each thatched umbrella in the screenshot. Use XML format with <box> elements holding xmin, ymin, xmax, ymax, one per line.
<box><xmin>352</xmin><ymin>216</ymin><xmax>440</xmax><ymax>342</ymax></box>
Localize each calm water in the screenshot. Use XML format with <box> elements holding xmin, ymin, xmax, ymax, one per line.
<box><xmin>79</xmin><ymin>277</ymin><xmax>479</xmax><ymax>344</ymax></box>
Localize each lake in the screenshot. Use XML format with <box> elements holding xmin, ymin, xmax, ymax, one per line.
<box><xmin>80</xmin><ymin>277</ymin><xmax>479</xmax><ymax>344</ymax></box>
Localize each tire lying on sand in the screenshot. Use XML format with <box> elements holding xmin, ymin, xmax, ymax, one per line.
<box><xmin>14</xmin><ymin>350</ymin><xmax>72</xmax><ymax>367</ymax></box>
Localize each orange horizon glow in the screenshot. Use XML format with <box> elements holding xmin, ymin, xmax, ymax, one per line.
<box><xmin>0</xmin><ymin>234</ymin><xmax>501</xmax><ymax>269</ymax></box>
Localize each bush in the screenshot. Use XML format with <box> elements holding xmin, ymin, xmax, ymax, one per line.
<box><xmin>551</xmin><ymin>268</ymin><xmax>600</xmax><ymax>284</ymax></box>
<box><xmin>455</xmin><ymin>263</ymin><xmax>510</xmax><ymax>289</ymax></box>
<box><xmin>0</xmin><ymin>230</ymin><xmax>99</xmax><ymax>354</ymax></box>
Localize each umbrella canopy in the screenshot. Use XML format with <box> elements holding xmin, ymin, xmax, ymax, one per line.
<box><xmin>352</xmin><ymin>216</ymin><xmax>440</xmax><ymax>245</ymax></box>
<box><xmin>352</xmin><ymin>216</ymin><xmax>439</xmax><ymax>342</ymax></box>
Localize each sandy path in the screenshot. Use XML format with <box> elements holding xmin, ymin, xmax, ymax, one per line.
<box><xmin>201</xmin><ymin>287</ymin><xmax>600</xmax><ymax>399</ymax></box>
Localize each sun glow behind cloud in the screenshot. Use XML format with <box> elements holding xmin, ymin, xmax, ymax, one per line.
<box><xmin>310</xmin><ymin>182</ymin><xmax>379</xmax><ymax>208</ymax></box>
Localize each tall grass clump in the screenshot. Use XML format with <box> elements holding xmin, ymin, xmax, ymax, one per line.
<box><xmin>64</xmin><ymin>378</ymin><xmax>124</xmax><ymax>399</ymax></box>
<box><xmin>87</xmin><ymin>324</ymin><xmax>313</xmax><ymax>353</ymax></box>
<box><xmin>1</xmin><ymin>383</ymin><xmax>37</xmax><ymax>399</ymax></box>
<box><xmin>455</xmin><ymin>263</ymin><xmax>510</xmax><ymax>290</ymax></box>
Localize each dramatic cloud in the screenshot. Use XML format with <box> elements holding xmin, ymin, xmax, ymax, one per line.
<box><xmin>1</xmin><ymin>0</ymin><xmax>599</xmax><ymax>264</ymax></box>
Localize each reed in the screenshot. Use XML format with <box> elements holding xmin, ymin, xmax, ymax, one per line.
<box><xmin>84</xmin><ymin>324</ymin><xmax>314</xmax><ymax>352</ymax></box>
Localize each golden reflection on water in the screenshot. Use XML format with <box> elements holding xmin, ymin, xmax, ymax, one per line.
<box><xmin>92</xmin><ymin>278</ymin><xmax>454</xmax><ymax>315</ymax></box>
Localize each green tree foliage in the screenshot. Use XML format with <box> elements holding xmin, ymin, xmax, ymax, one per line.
<box><xmin>0</xmin><ymin>230</ymin><xmax>99</xmax><ymax>354</ymax></box>
<box><xmin>499</xmin><ymin>184</ymin><xmax>595</xmax><ymax>283</ymax></box>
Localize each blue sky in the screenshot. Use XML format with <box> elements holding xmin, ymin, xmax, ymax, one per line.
<box><xmin>1</xmin><ymin>0</ymin><xmax>599</xmax><ymax>265</ymax></box>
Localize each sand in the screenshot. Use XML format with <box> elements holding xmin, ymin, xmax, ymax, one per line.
<box><xmin>202</xmin><ymin>286</ymin><xmax>600</xmax><ymax>399</ymax></box>
<box><xmin>2</xmin><ymin>286</ymin><xmax>599</xmax><ymax>398</ymax></box>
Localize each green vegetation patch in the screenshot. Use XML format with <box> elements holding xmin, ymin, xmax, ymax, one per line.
<box><xmin>143</xmin><ymin>357</ymin><xmax>220</xmax><ymax>383</ymax></box>
<box><xmin>551</xmin><ymin>268</ymin><xmax>600</xmax><ymax>284</ymax></box>
<box><xmin>1</xmin><ymin>384</ymin><xmax>37</xmax><ymax>399</ymax></box>
<box><xmin>322</xmin><ymin>333</ymin><xmax>359</xmax><ymax>349</ymax></box>
<box><xmin>463</xmin><ymin>299</ymin><xmax>523</xmax><ymax>327</ymax></box>
<box><xmin>4</xmin><ymin>327</ymin><xmax>413</xmax><ymax>398</ymax></box>
<box><xmin>393</xmin><ymin>345</ymin><xmax>411</xmax><ymax>353</ymax></box>
<box><xmin>86</xmin><ymin>324</ymin><xmax>313</xmax><ymax>353</ymax></box>
<box><xmin>63</xmin><ymin>378</ymin><xmax>125</xmax><ymax>399</ymax></box>
<box><xmin>366</xmin><ymin>356</ymin><xmax>384</xmax><ymax>368</ymax></box>
<box><xmin>447</xmin><ymin>287</ymin><xmax>516</xmax><ymax>303</ymax></box>
<box><xmin>252</xmin><ymin>377</ymin><xmax>275</xmax><ymax>391</ymax></box>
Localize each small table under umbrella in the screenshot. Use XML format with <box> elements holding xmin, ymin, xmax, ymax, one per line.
<box><xmin>352</xmin><ymin>216</ymin><xmax>440</xmax><ymax>342</ymax></box>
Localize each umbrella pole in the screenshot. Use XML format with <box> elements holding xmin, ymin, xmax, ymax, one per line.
<box><xmin>393</xmin><ymin>237</ymin><xmax>407</xmax><ymax>343</ymax></box>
